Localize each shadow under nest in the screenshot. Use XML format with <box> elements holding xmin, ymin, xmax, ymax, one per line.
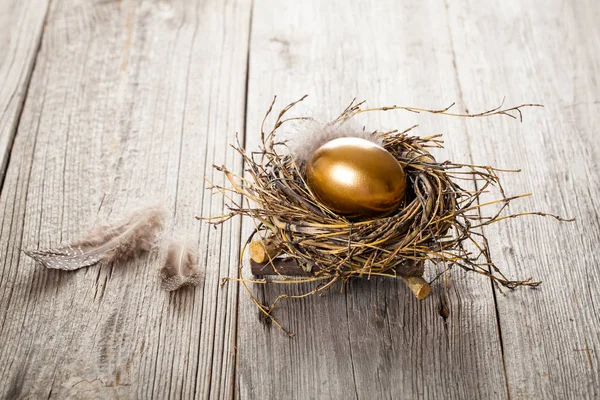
<box><xmin>203</xmin><ymin>96</ymin><xmax>569</xmax><ymax>335</ymax></box>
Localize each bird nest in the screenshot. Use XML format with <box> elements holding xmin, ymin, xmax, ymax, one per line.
<box><xmin>205</xmin><ymin>96</ymin><xmax>568</xmax><ymax>334</ymax></box>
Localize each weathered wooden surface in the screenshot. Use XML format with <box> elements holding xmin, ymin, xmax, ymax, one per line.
<box><xmin>238</xmin><ymin>1</ymin><xmax>507</xmax><ymax>399</ymax></box>
<box><xmin>0</xmin><ymin>0</ymin><xmax>250</xmax><ymax>398</ymax></box>
<box><xmin>446</xmin><ymin>1</ymin><xmax>600</xmax><ymax>398</ymax></box>
<box><xmin>0</xmin><ymin>0</ymin><xmax>598</xmax><ymax>399</ymax></box>
<box><xmin>0</xmin><ymin>0</ymin><xmax>50</xmax><ymax>184</ymax></box>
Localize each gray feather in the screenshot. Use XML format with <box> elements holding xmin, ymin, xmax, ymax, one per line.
<box><xmin>24</xmin><ymin>205</ymin><xmax>168</xmax><ymax>270</ymax></box>
<box><xmin>289</xmin><ymin>118</ymin><xmax>383</xmax><ymax>165</ymax></box>
<box><xmin>159</xmin><ymin>239</ymin><xmax>201</xmax><ymax>291</ymax></box>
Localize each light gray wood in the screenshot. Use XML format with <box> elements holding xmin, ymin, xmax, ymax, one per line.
<box><xmin>1</xmin><ymin>0</ymin><xmax>599</xmax><ymax>399</ymax></box>
<box><xmin>0</xmin><ymin>0</ymin><xmax>50</xmax><ymax>185</ymax></box>
<box><xmin>237</xmin><ymin>1</ymin><xmax>510</xmax><ymax>398</ymax></box>
<box><xmin>446</xmin><ymin>0</ymin><xmax>600</xmax><ymax>398</ymax></box>
<box><xmin>0</xmin><ymin>0</ymin><xmax>250</xmax><ymax>398</ymax></box>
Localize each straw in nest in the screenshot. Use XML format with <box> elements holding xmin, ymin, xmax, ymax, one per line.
<box><xmin>202</xmin><ymin>96</ymin><xmax>571</xmax><ymax>335</ymax></box>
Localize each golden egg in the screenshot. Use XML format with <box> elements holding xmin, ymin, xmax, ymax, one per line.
<box><xmin>306</xmin><ymin>137</ymin><xmax>407</xmax><ymax>218</ymax></box>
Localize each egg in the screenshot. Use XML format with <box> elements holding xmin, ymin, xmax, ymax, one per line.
<box><xmin>306</xmin><ymin>137</ymin><xmax>407</xmax><ymax>218</ymax></box>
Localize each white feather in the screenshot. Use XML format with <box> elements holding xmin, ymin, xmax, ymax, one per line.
<box><xmin>287</xmin><ymin>118</ymin><xmax>383</xmax><ymax>165</ymax></box>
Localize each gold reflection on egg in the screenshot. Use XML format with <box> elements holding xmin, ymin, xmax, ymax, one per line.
<box><xmin>306</xmin><ymin>137</ymin><xmax>407</xmax><ymax>218</ymax></box>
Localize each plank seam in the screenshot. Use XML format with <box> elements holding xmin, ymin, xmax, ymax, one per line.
<box><xmin>442</xmin><ymin>0</ymin><xmax>512</xmax><ymax>398</ymax></box>
<box><xmin>345</xmin><ymin>291</ymin><xmax>360</xmax><ymax>400</ymax></box>
<box><xmin>233</xmin><ymin>0</ymin><xmax>254</xmax><ymax>398</ymax></box>
<box><xmin>0</xmin><ymin>0</ymin><xmax>53</xmax><ymax>196</ymax></box>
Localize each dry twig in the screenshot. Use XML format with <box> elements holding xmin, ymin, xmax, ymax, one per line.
<box><xmin>200</xmin><ymin>96</ymin><xmax>570</xmax><ymax>334</ymax></box>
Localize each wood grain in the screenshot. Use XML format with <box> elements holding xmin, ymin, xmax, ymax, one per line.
<box><xmin>0</xmin><ymin>0</ymin><xmax>50</xmax><ymax>185</ymax></box>
<box><xmin>0</xmin><ymin>0</ymin><xmax>250</xmax><ymax>398</ymax></box>
<box><xmin>446</xmin><ymin>0</ymin><xmax>600</xmax><ymax>398</ymax></box>
<box><xmin>1</xmin><ymin>0</ymin><xmax>599</xmax><ymax>399</ymax></box>
<box><xmin>237</xmin><ymin>0</ymin><xmax>510</xmax><ymax>398</ymax></box>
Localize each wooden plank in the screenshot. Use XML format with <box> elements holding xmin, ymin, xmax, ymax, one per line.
<box><xmin>0</xmin><ymin>0</ymin><xmax>251</xmax><ymax>398</ymax></box>
<box><xmin>0</xmin><ymin>0</ymin><xmax>50</xmax><ymax>185</ymax></box>
<box><xmin>446</xmin><ymin>0</ymin><xmax>600</xmax><ymax>398</ymax></box>
<box><xmin>237</xmin><ymin>1</ymin><xmax>510</xmax><ymax>398</ymax></box>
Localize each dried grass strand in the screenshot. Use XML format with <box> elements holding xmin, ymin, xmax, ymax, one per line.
<box><xmin>204</xmin><ymin>96</ymin><xmax>569</xmax><ymax>334</ymax></box>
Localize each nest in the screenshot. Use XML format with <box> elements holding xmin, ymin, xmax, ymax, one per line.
<box><xmin>205</xmin><ymin>96</ymin><xmax>569</xmax><ymax>333</ymax></box>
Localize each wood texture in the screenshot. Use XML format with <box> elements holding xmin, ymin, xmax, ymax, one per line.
<box><xmin>249</xmin><ymin>258</ymin><xmax>424</xmax><ymax>278</ymax></box>
<box><xmin>0</xmin><ymin>0</ymin><xmax>50</xmax><ymax>185</ymax></box>
<box><xmin>238</xmin><ymin>1</ymin><xmax>509</xmax><ymax>398</ymax></box>
<box><xmin>0</xmin><ymin>0</ymin><xmax>250</xmax><ymax>398</ymax></box>
<box><xmin>446</xmin><ymin>1</ymin><xmax>600</xmax><ymax>398</ymax></box>
<box><xmin>1</xmin><ymin>0</ymin><xmax>599</xmax><ymax>399</ymax></box>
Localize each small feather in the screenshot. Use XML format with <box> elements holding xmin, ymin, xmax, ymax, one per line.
<box><xmin>289</xmin><ymin>118</ymin><xmax>384</xmax><ymax>166</ymax></box>
<box><xmin>159</xmin><ymin>238</ymin><xmax>201</xmax><ymax>291</ymax></box>
<box><xmin>24</xmin><ymin>204</ymin><xmax>168</xmax><ymax>270</ymax></box>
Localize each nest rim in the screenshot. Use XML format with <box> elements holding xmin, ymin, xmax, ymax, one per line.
<box><xmin>206</xmin><ymin>96</ymin><xmax>565</xmax><ymax>291</ymax></box>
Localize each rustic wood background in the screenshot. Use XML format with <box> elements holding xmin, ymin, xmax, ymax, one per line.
<box><xmin>1</xmin><ymin>0</ymin><xmax>598</xmax><ymax>398</ymax></box>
